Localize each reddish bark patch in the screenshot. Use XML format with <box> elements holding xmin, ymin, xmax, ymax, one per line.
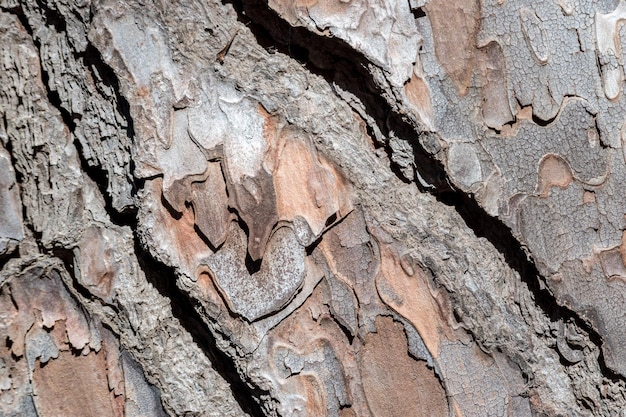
<box><xmin>536</xmin><ymin>154</ymin><xmax>573</xmax><ymax>197</ymax></box>
<box><xmin>32</xmin><ymin>350</ymin><xmax>119</xmax><ymax>417</ymax></box>
<box><xmin>359</xmin><ymin>316</ymin><xmax>448</xmax><ymax>417</ymax></box>
<box><xmin>426</xmin><ymin>0</ymin><xmax>481</xmax><ymax>95</ymax></box>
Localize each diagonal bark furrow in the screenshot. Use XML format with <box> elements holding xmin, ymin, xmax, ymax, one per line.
<box><xmin>223</xmin><ymin>0</ymin><xmax>619</xmax><ymax>381</ymax></box>
<box><xmin>81</xmin><ymin>42</ymin><xmax>136</xmax><ymax>142</ymax></box>
<box><xmin>7</xmin><ymin>1</ymin><xmax>137</xmax><ymax>212</ymax></box>
<box><xmin>77</xmin><ymin>42</ymin><xmax>139</xmax><ymax>213</ymax></box>
<box><xmin>438</xmin><ymin>190</ymin><xmax>623</xmax><ymax>382</ymax></box>
<box><xmin>7</xmin><ymin>7</ymin><xmax>77</xmax><ymax>128</ymax></box>
<box><xmin>5</xmin><ymin>5</ymin><xmax>133</xmax><ymax>227</ymax></box>
<box><xmin>133</xmin><ymin>241</ymin><xmax>271</xmax><ymax>417</ymax></box>
<box><xmin>223</xmin><ymin>0</ymin><xmax>451</xmax><ymax>191</ymax></box>
<box><xmin>72</xmin><ymin>136</ymin><xmax>138</xmax><ymax>226</ymax></box>
<box><xmin>8</xmin><ymin>5</ymin><xmax>273</xmax><ymax>414</ymax></box>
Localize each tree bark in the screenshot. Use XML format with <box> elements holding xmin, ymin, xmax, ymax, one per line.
<box><xmin>1</xmin><ymin>0</ymin><xmax>625</xmax><ymax>416</ymax></box>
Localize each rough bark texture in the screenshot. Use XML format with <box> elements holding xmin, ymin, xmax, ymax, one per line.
<box><xmin>2</xmin><ymin>0</ymin><xmax>626</xmax><ymax>416</ymax></box>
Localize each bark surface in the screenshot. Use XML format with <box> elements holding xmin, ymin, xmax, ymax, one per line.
<box><xmin>1</xmin><ymin>0</ymin><xmax>626</xmax><ymax>416</ymax></box>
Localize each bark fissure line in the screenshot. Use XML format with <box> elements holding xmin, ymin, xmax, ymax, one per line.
<box><xmin>222</xmin><ymin>0</ymin><xmax>618</xmax><ymax>380</ymax></box>
<box><xmin>6</xmin><ymin>5</ymin><xmax>273</xmax><ymax>414</ymax></box>
<box><xmin>134</xmin><ymin>242</ymin><xmax>271</xmax><ymax>417</ymax></box>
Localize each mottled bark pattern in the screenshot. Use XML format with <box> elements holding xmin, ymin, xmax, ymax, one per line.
<box><xmin>1</xmin><ymin>0</ymin><xmax>626</xmax><ymax>416</ymax></box>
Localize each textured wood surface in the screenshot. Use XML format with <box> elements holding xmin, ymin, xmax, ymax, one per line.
<box><xmin>2</xmin><ymin>0</ymin><xmax>626</xmax><ymax>416</ymax></box>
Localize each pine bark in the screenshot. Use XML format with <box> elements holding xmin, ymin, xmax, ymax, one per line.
<box><xmin>1</xmin><ymin>0</ymin><xmax>626</xmax><ymax>416</ymax></box>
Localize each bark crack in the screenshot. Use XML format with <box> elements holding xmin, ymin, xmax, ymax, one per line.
<box><xmin>134</xmin><ymin>241</ymin><xmax>272</xmax><ymax>417</ymax></box>
<box><xmin>5</xmin><ymin>4</ymin><xmax>275</xmax><ymax>415</ymax></box>
<box><xmin>221</xmin><ymin>0</ymin><xmax>622</xmax><ymax>383</ymax></box>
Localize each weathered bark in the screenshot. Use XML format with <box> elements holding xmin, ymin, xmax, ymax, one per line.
<box><xmin>1</xmin><ymin>0</ymin><xmax>626</xmax><ymax>416</ymax></box>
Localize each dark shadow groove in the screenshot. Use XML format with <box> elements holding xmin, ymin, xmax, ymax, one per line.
<box><xmin>223</xmin><ymin>0</ymin><xmax>451</xmax><ymax>193</ymax></box>
<box><xmin>33</xmin><ymin>0</ymin><xmax>66</xmax><ymax>33</ymax></box>
<box><xmin>78</xmin><ymin>42</ymin><xmax>138</xmax><ymax>206</ymax></box>
<box><xmin>9</xmin><ymin>5</ymin><xmax>136</xmax><ymax>228</ymax></box>
<box><xmin>245</xmin><ymin>251</ymin><xmax>263</xmax><ymax>274</ymax></box>
<box><xmin>193</xmin><ymin>223</ymin><xmax>221</xmax><ymax>253</ymax></box>
<box><xmin>436</xmin><ymin>189</ymin><xmax>620</xmax><ymax>381</ymax></box>
<box><xmin>82</xmin><ymin>42</ymin><xmax>136</xmax><ymax>140</ymax></box>
<box><xmin>0</xmin><ymin>248</ymin><xmax>21</xmax><ymax>273</ymax></box>
<box><xmin>11</xmin><ymin>3</ymin><xmax>138</xmax><ymax>223</ymax></box>
<box><xmin>411</xmin><ymin>7</ymin><xmax>427</xmax><ymax>19</ymax></box>
<box><xmin>73</xmin><ymin>137</ymin><xmax>138</xmax><ymax>226</ymax></box>
<box><xmin>51</xmin><ymin>247</ymin><xmax>115</xmax><ymax>311</ymax></box>
<box><xmin>160</xmin><ymin>192</ymin><xmax>182</xmax><ymax>220</ymax></box>
<box><xmin>222</xmin><ymin>0</ymin><xmax>620</xmax><ymax>381</ymax></box>
<box><xmin>8</xmin><ymin>4</ymin><xmax>275</xmax><ymax>412</ymax></box>
<box><xmin>133</xmin><ymin>239</ymin><xmax>270</xmax><ymax>417</ymax></box>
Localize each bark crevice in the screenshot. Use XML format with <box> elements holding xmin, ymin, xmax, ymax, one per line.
<box><xmin>134</xmin><ymin>243</ymin><xmax>270</xmax><ymax>417</ymax></box>
<box><xmin>221</xmin><ymin>0</ymin><xmax>620</xmax><ymax>383</ymax></box>
<box><xmin>3</xmin><ymin>5</ymin><xmax>274</xmax><ymax>414</ymax></box>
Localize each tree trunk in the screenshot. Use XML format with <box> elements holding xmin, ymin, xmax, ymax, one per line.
<box><xmin>1</xmin><ymin>0</ymin><xmax>625</xmax><ymax>416</ymax></box>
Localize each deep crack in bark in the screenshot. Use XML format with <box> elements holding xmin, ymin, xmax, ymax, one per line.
<box><xmin>134</xmin><ymin>241</ymin><xmax>271</xmax><ymax>417</ymax></box>
<box><xmin>7</xmin><ymin>4</ymin><xmax>273</xmax><ymax>414</ymax></box>
<box><xmin>222</xmin><ymin>0</ymin><xmax>620</xmax><ymax>382</ymax></box>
